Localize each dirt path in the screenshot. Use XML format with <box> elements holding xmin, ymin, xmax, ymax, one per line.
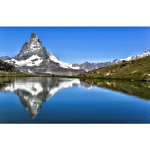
<box><xmin>131</xmin><ymin>70</ymin><xmax>138</xmax><ymax>74</ymax></box>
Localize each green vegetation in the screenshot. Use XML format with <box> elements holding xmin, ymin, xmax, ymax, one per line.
<box><xmin>0</xmin><ymin>71</ymin><xmax>53</xmax><ymax>77</ymax></box>
<box><xmin>0</xmin><ymin>71</ymin><xmax>80</xmax><ymax>78</ymax></box>
<box><xmin>1</xmin><ymin>56</ymin><xmax>150</xmax><ymax>81</ymax></box>
<box><xmin>76</xmin><ymin>56</ymin><xmax>150</xmax><ymax>81</ymax></box>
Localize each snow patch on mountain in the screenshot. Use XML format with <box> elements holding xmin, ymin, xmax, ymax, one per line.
<box><xmin>127</xmin><ymin>56</ymin><xmax>131</xmax><ymax>60</ymax></box>
<box><xmin>64</xmin><ymin>63</ymin><xmax>79</xmax><ymax>69</ymax></box>
<box><xmin>50</xmin><ymin>56</ymin><xmax>59</xmax><ymax>63</ymax></box>
<box><xmin>112</xmin><ymin>49</ymin><xmax>150</xmax><ymax>64</ymax></box>
<box><xmin>12</xmin><ymin>55</ymin><xmax>42</xmax><ymax>66</ymax></box>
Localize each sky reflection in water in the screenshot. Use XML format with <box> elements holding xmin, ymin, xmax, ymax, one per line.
<box><xmin>0</xmin><ymin>77</ymin><xmax>150</xmax><ymax>123</ymax></box>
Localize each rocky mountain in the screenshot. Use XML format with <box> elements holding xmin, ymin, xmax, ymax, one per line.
<box><xmin>110</xmin><ymin>59</ymin><xmax>122</xmax><ymax>65</ymax></box>
<box><xmin>0</xmin><ymin>77</ymin><xmax>93</xmax><ymax>118</ymax></box>
<box><xmin>2</xmin><ymin>33</ymin><xmax>85</xmax><ymax>76</ymax></box>
<box><xmin>65</xmin><ymin>59</ymin><xmax>122</xmax><ymax>71</ymax></box>
<box><xmin>0</xmin><ymin>59</ymin><xmax>19</xmax><ymax>72</ymax></box>
<box><xmin>78</xmin><ymin>55</ymin><xmax>150</xmax><ymax>81</ymax></box>
<box><xmin>112</xmin><ymin>49</ymin><xmax>150</xmax><ymax>64</ymax></box>
<box><xmin>63</xmin><ymin>61</ymin><xmax>111</xmax><ymax>71</ymax></box>
<box><xmin>1</xmin><ymin>32</ymin><xmax>150</xmax><ymax>74</ymax></box>
<box><xmin>0</xmin><ymin>56</ymin><xmax>11</xmax><ymax>61</ymax></box>
<box><xmin>73</xmin><ymin>49</ymin><xmax>150</xmax><ymax>72</ymax></box>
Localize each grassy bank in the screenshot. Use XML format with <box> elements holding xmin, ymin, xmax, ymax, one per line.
<box><xmin>1</xmin><ymin>56</ymin><xmax>150</xmax><ymax>81</ymax></box>
<box><xmin>0</xmin><ymin>72</ymin><xmax>79</xmax><ymax>78</ymax></box>
<box><xmin>75</xmin><ymin>56</ymin><xmax>150</xmax><ymax>81</ymax></box>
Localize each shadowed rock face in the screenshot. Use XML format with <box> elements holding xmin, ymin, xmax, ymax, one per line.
<box><xmin>0</xmin><ymin>59</ymin><xmax>19</xmax><ymax>72</ymax></box>
<box><xmin>0</xmin><ymin>77</ymin><xmax>82</xmax><ymax>118</ymax></box>
<box><xmin>2</xmin><ymin>33</ymin><xmax>85</xmax><ymax>76</ymax></box>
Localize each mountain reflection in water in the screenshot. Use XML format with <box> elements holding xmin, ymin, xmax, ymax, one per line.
<box><xmin>0</xmin><ymin>77</ymin><xmax>150</xmax><ymax>120</ymax></box>
<box><xmin>80</xmin><ymin>78</ymin><xmax>150</xmax><ymax>101</ymax></box>
<box><xmin>0</xmin><ymin>77</ymin><xmax>93</xmax><ymax>118</ymax></box>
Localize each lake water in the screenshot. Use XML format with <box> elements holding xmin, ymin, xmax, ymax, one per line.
<box><xmin>0</xmin><ymin>77</ymin><xmax>150</xmax><ymax>123</ymax></box>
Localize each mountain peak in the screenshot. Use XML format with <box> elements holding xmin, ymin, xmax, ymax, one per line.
<box><xmin>1</xmin><ymin>33</ymin><xmax>85</xmax><ymax>75</ymax></box>
<box><xmin>31</xmin><ymin>32</ymin><xmax>37</xmax><ymax>38</ymax></box>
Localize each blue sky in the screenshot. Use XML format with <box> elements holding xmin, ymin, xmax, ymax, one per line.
<box><xmin>0</xmin><ymin>27</ymin><xmax>150</xmax><ymax>64</ymax></box>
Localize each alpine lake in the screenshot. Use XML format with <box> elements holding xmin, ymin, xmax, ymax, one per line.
<box><xmin>0</xmin><ymin>77</ymin><xmax>150</xmax><ymax>123</ymax></box>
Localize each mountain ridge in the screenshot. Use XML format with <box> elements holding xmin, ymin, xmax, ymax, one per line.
<box><xmin>1</xmin><ymin>32</ymin><xmax>150</xmax><ymax>74</ymax></box>
<box><xmin>77</xmin><ymin>55</ymin><xmax>150</xmax><ymax>81</ymax></box>
<box><xmin>1</xmin><ymin>33</ymin><xmax>85</xmax><ymax>76</ymax></box>
<box><xmin>72</xmin><ymin>48</ymin><xmax>150</xmax><ymax>71</ymax></box>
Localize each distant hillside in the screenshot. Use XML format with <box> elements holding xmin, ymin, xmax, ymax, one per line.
<box><xmin>0</xmin><ymin>59</ymin><xmax>47</xmax><ymax>77</ymax></box>
<box><xmin>72</xmin><ymin>61</ymin><xmax>111</xmax><ymax>72</ymax></box>
<box><xmin>0</xmin><ymin>59</ymin><xmax>40</xmax><ymax>77</ymax></box>
<box><xmin>77</xmin><ymin>56</ymin><xmax>150</xmax><ymax>81</ymax></box>
<box><xmin>72</xmin><ymin>49</ymin><xmax>150</xmax><ymax>72</ymax></box>
<box><xmin>0</xmin><ymin>59</ymin><xmax>19</xmax><ymax>73</ymax></box>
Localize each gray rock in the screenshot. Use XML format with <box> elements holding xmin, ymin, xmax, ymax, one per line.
<box><xmin>126</xmin><ymin>49</ymin><xmax>150</xmax><ymax>61</ymax></box>
<box><xmin>112</xmin><ymin>59</ymin><xmax>123</xmax><ymax>65</ymax></box>
<box><xmin>3</xmin><ymin>33</ymin><xmax>85</xmax><ymax>76</ymax></box>
<box><xmin>73</xmin><ymin>61</ymin><xmax>112</xmax><ymax>72</ymax></box>
<box><xmin>0</xmin><ymin>59</ymin><xmax>19</xmax><ymax>72</ymax></box>
<box><xmin>2</xmin><ymin>32</ymin><xmax>150</xmax><ymax>74</ymax></box>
